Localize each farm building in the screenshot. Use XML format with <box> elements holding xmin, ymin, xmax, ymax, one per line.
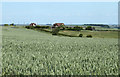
<box><xmin>30</xmin><ymin>23</ymin><xmax>36</xmax><ymax>26</ymax></box>
<box><xmin>52</xmin><ymin>23</ymin><xmax>65</xmax><ymax>28</ymax></box>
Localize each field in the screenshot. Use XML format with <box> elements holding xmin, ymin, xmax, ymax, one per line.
<box><xmin>92</xmin><ymin>26</ymin><xmax>118</xmax><ymax>30</ymax></box>
<box><xmin>43</xmin><ymin>28</ymin><xmax>118</xmax><ymax>38</ymax></box>
<box><xmin>0</xmin><ymin>26</ymin><xmax>2</xmax><ymax>76</ymax></box>
<box><xmin>1</xmin><ymin>26</ymin><xmax>119</xmax><ymax>75</ymax></box>
<box><xmin>59</xmin><ymin>30</ymin><xmax>118</xmax><ymax>38</ymax></box>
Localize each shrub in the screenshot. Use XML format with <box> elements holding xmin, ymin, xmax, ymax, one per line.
<box><xmin>10</xmin><ymin>23</ymin><xmax>16</xmax><ymax>26</ymax></box>
<box><xmin>66</xmin><ymin>26</ymin><xmax>83</xmax><ymax>31</ymax></box>
<box><xmin>34</xmin><ymin>25</ymin><xmax>41</xmax><ymax>28</ymax></box>
<box><xmin>34</xmin><ymin>26</ymin><xmax>50</xmax><ymax>29</ymax></box>
<box><xmin>79</xmin><ymin>34</ymin><xmax>83</xmax><ymax>37</ymax></box>
<box><xmin>40</xmin><ymin>26</ymin><xmax>50</xmax><ymax>29</ymax></box>
<box><xmin>73</xmin><ymin>26</ymin><xmax>83</xmax><ymax>31</ymax></box>
<box><xmin>52</xmin><ymin>33</ymin><xmax>57</xmax><ymax>35</ymax></box>
<box><xmin>67</xmin><ymin>27</ymin><xmax>73</xmax><ymax>30</ymax></box>
<box><xmin>4</xmin><ymin>24</ymin><xmax>9</xmax><ymax>26</ymax></box>
<box><xmin>85</xmin><ymin>26</ymin><xmax>92</xmax><ymax>30</ymax></box>
<box><xmin>86</xmin><ymin>35</ymin><xmax>92</xmax><ymax>38</ymax></box>
<box><xmin>25</xmin><ymin>26</ymin><xmax>34</xmax><ymax>29</ymax></box>
<box><xmin>85</xmin><ymin>26</ymin><xmax>95</xmax><ymax>30</ymax></box>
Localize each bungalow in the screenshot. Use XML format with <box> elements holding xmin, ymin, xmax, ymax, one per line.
<box><xmin>30</xmin><ymin>23</ymin><xmax>36</xmax><ymax>26</ymax></box>
<box><xmin>52</xmin><ymin>23</ymin><xmax>65</xmax><ymax>28</ymax></box>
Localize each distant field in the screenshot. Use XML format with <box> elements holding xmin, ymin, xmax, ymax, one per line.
<box><xmin>59</xmin><ymin>30</ymin><xmax>118</xmax><ymax>38</ymax></box>
<box><xmin>2</xmin><ymin>26</ymin><xmax>118</xmax><ymax>75</ymax></box>
<box><xmin>93</xmin><ymin>26</ymin><xmax>118</xmax><ymax>30</ymax></box>
<box><xmin>43</xmin><ymin>28</ymin><xmax>118</xmax><ymax>38</ymax></box>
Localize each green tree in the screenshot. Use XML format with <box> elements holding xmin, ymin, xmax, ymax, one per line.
<box><xmin>4</xmin><ymin>24</ymin><xmax>9</xmax><ymax>26</ymax></box>
<box><xmin>52</xmin><ymin>26</ymin><xmax>60</xmax><ymax>35</ymax></box>
<box><xmin>85</xmin><ymin>26</ymin><xmax>93</xmax><ymax>30</ymax></box>
<box><xmin>86</xmin><ymin>35</ymin><xmax>92</xmax><ymax>38</ymax></box>
<box><xmin>79</xmin><ymin>34</ymin><xmax>83</xmax><ymax>37</ymax></box>
<box><xmin>10</xmin><ymin>23</ymin><xmax>15</xmax><ymax>26</ymax></box>
<box><xmin>52</xmin><ymin>25</ymin><xmax>65</xmax><ymax>35</ymax></box>
<box><xmin>74</xmin><ymin>26</ymin><xmax>83</xmax><ymax>31</ymax></box>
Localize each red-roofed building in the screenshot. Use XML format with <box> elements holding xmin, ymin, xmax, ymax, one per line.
<box><xmin>30</xmin><ymin>23</ymin><xmax>36</xmax><ymax>26</ymax></box>
<box><xmin>52</xmin><ymin>23</ymin><xmax>65</xmax><ymax>28</ymax></box>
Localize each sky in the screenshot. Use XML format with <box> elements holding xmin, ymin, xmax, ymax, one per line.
<box><xmin>2</xmin><ymin>2</ymin><xmax>118</xmax><ymax>24</ymax></box>
<box><xmin>1</xmin><ymin>0</ymin><xmax>119</xmax><ymax>2</ymax></box>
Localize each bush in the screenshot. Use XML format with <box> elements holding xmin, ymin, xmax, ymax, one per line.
<box><xmin>86</xmin><ymin>35</ymin><xmax>92</xmax><ymax>38</ymax></box>
<box><xmin>34</xmin><ymin>26</ymin><xmax>50</xmax><ymax>29</ymax></box>
<box><xmin>73</xmin><ymin>26</ymin><xmax>83</xmax><ymax>31</ymax></box>
<box><xmin>4</xmin><ymin>24</ymin><xmax>9</xmax><ymax>26</ymax></box>
<box><xmin>25</xmin><ymin>26</ymin><xmax>34</xmax><ymax>29</ymax></box>
<box><xmin>10</xmin><ymin>23</ymin><xmax>16</xmax><ymax>26</ymax></box>
<box><xmin>79</xmin><ymin>34</ymin><xmax>83</xmax><ymax>37</ymax></box>
<box><xmin>34</xmin><ymin>25</ymin><xmax>41</xmax><ymax>28</ymax></box>
<box><xmin>52</xmin><ymin>33</ymin><xmax>57</xmax><ymax>35</ymax></box>
<box><xmin>85</xmin><ymin>26</ymin><xmax>92</xmax><ymax>30</ymax></box>
<box><xmin>85</xmin><ymin>26</ymin><xmax>95</xmax><ymax>30</ymax></box>
<box><xmin>66</xmin><ymin>26</ymin><xmax>83</xmax><ymax>31</ymax></box>
<box><xmin>66</xmin><ymin>27</ymin><xmax>73</xmax><ymax>30</ymax></box>
<box><xmin>41</xmin><ymin>26</ymin><xmax>50</xmax><ymax>29</ymax></box>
